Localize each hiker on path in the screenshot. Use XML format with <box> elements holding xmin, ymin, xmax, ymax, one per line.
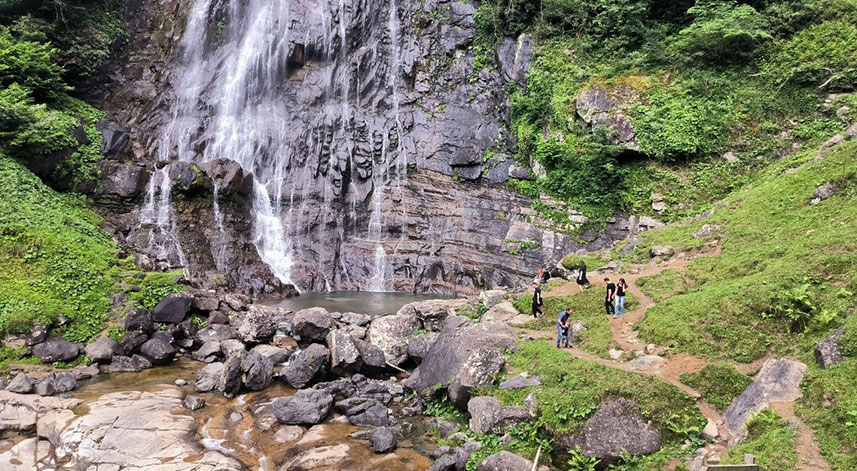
<box><xmin>576</xmin><ymin>260</ymin><xmax>589</xmax><ymax>292</ymax></box>
<box><xmin>557</xmin><ymin>307</ymin><xmax>573</xmax><ymax>348</ymax></box>
<box><xmin>532</xmin><ymin>283</ymin><xmax>543</xmax><ymax>318</ymax></box>
<box><xmin>614</xmin><ymin>278</ymin><xmax>627</xmax><ymax>318</ymax></box>
<box><xmin>541</xmin><ymin>268</ymin><xmax>551</xmax><ymax>284</ymax></box>
<box><xmin>604</xmin><ymin>277</ymin><xmax>616</xmax><ymax>316</ymax></box>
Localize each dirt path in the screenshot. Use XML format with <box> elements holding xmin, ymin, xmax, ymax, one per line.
<box><xmin>527</xmin><ymin>245</ymin><xmax>829</xmax><ymax>469</ymax></box>
<box><xmin>770</xmin><ymin>401</ymin><xmax>832</xmax><ymax>471</ymax></box>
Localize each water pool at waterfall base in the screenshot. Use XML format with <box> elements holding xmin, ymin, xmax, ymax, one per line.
<box><xmin>264</xmin><ymin>291</ymin><xmax>459</xmax><ymax>316</ymax></box>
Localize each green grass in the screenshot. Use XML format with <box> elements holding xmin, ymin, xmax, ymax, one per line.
<box><xmin>129</xmin><ymin>272</ymin><xmax>184</xmax><ymax>310</ymax></box>
<box><xmin>512</xmin><ymin>289</ymin><xmax>636</xmax><ymax>358</ymax></box>
<box><xmin>560</xmin><ymin>254</ymin><xmax>610</xmax><ymax>271</ymax></box>
<box><xmin>473</xmin><ymin>340</ymin><xmax>705</xmax><ymax>471</ymax></box>
<box><xmin>721</xmin><ymin>409</ymin><xmax>797</xmax><ymax>471</ymax></box>
<box><xmin>632</xmin><ymin>140</ymin><xmax>857</xmax><ymax>362</ymax></box>
<box><xmin>0</xmin><ymin>154</ymin><xmax>123</xmax><ymax>342</ymax></box>
<box><xmin>797</xmin><ymin>357</ymin><xmax>857</xmax><ymax>471</ymax></box>
<box><xmin>679</xmin><ymin>364</ymin><xmax>752</xmax><ymax>413</ymax></box>
<box><xmin>637</xmin><ymin>269</ymin><xmax>689</xmax><ymax>302</ymax></box>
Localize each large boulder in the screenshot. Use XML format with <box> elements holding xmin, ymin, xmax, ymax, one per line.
<box><xmin>281</xmin><ymin>343</ymin><xmax>329</xmax><ymax>389</ymax></box>
<box><xmin>369</xmin><ymin>427</ymin><xmax>397</xmax><ymax>453</ymax></box>
<box><xmin>152</xmin><ymin>294</ymin><xmax>192</xmax><ymax>324</ymax></box>
<box><xmin>724</xmin><ymin>358</ymin><xmax>808</xmax><ymax>444</ymax></box>
<box><xmin>32</xmin><ymin>337</ymin><xmax>79</xmax><ymax>363</ymax></box>
<box><xmin>239</xmin><ymin>350</ymin><xmax>273</xmax><ymax>391</ymax></box>
<box><xmin>326</xmin><ymin>330</ymin><xmax>365</xmax><ymax>376</ymax></box>
<box><xmin>407</xmin><ymin>332</ymin><xmax>439</xmax><ymax>364</ymax></box>
<box><xmin>273</xmin><ymin>389</ymin><xmax>334</xmax><ymax>425</ymax></box>
<box><xmin>5</xmin><ymin>373</ymin><xmax>34</xmax><ymax>394</ymax></box>
<box><xmin>84</xmin><ymin>336</ymin><xmax>122</xmax><ymax>363</ymax></box>
<box><xmin>404</xmin><ymin>317</ymin><xmax>516</xmax><ymax>407</ymax></box>
<box><xmin>140</xmin><ymin>338</ymin><xmax>176</xmax><ymax>365</ymax></box>
<box><xmin>343</xmin><ymin>399</ymin><xmax>390</xmax><ymax>427</ymax></box>
<box><xmin>195</xmin><ymin>362</ymin><xmax>225</xmax><ymax>392</ymax></box>
<box><xmin>468</xmin><ymin>396</ymin><xmax>533</xmax><ymax>435</ymax></box>
<box><xmin>291</xmin><ymin>307</ymin><xmax>333</xmax><ymax>341</ymax></box>
<box><xmin>100</xmin><ymin>355</ymin><xmax>152</xmax><ymax>374</ymax></box>
<box><xmin>367</xmin><ymin>313</ymin><xmax>421</xmax><ymax>366</ymax></box>
<box><xmin>478</xmin><ymin>451</ymin><xmax>532</xmax><ymax>471</ymax></box>
<box><xmin>398</xmin><ymin>299</ymin><xmax>471</xmax><ymax>331</ymax></box>
<box><xmin>118</xmin><ymin>331</ymin><xmax>148</xmax><ymax>354</ymax></box>
<box><xmin>196</xmin><ymin>324</ymin><xmax>237</xmax><ymax>343</ymax></box>
<box><xmin>559</xmin><ymin>398</ymin><xmax>661</xmax><ymax>464</ymax></box>
<box><xmin>192</xmin><ymin>340</ymin><xmax>222</xmax><ymax>362</ymax></box>
<box><xmin>481</xmin><ymin>302</ymin><xmax>519</xmax><ymax>323</ymax></box>
<box><xmin>815</xmin><ymin>330</ymin><xmax>846</xmax><ymax>368</ymax></box>
<box><xmin>123</xmin><ymin>308</ymin><xmax>154</xmax><ymax>333</ymax></box>
<box><xmin>231</xmin><ymin>305</ymin><xmax>278</xmax><ymax>343</ymax></box>
<box><xmin>251</xmin><ymin>344</ymin><xmax>292</xmax><ymax>365</ymax></box>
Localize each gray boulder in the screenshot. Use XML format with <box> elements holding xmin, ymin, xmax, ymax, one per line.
<box><xmin>428</xmin><ymin>454</ymin><xmax>457</xmax><ymax>471</ymax></box>
<box><xmin>100</xmin><ymin>354</ymin><xmax>152</xmax><ymax>373</ymax></box>
<box><xmin>118</xmin><ymin>331</ymin><xmax>148</xmax><ymax>354</ymax></box>
<box><xmin>220</xmin><ymin>339</ymin><xmax>246</xmax><ymax>357</ymax></box>
<box><xmin>478</xmin><ymin>451</ymin><xmax>532</xmax><ymax>471</ymax></box>
<box><xmin>240</xmin><ymin>350</ymin><xmax>273</xmax><ymax>391</ymax></box>
<box><xmin>327</xmin><ymin>330</ymin><xmax>365</xmax><ymax>376</ymax></box>
<box><xmin>292</xmin><ymin>307</ymin><xmax>333</xmax><ymax>341</ymax></box>
<box><xmin>282</xmin><ymin>343</ymin><xmax>329</xmax><ymax>388</ymax></box>
<box><xmin>468</xmin><ymin>396</ymin><xmax>533</xmax><ymax>435</ymax></box>
<box><xmin>407</xmin><ymin>332</ymin><xmax>439</xmax><ymax>364</ymax></box>
<box><xmin>196</xmin><ymin>324</ymin><xmax>237</xmax><ymax>343</ymax></box>
<box><xmin>219</xmin><ymin>353</ymin><xmax>244</xmax><ymax>398</ymax></box>
<box><xmin>340</xmin><ymin>312</ymin><xmax>372</xmax><ymax>326</ymax></box>
<box><xmin>32</xmin><ymin>336</ymin><xmax>79</xmax><ymax>363</ymax></box>
<box><xmin>345</xmin><ymin>400</ymin><xmax>390</xmax><ymax>427</ymax></box>
<box><xmin>649</xmin><ymin>246</ymin><xmax>674</xmax><ymax>259</ymax></box>
<box><xmin>207</xmin><ymin>311</ymin><xmax>230</xmax><ymax>325</ymax></box>
<box><xmin>273</xmin><ymin>389</ymin><xmax>334</xmax><ymax>425</ymax></box>
<box><xmin>559</xmin><ymin>398</ymin><xmax>661</xmax><ymax>464</ymax></box>
<box><xmin>152</xmin><ymin>294</ymin><xmax>192</xmax><ymax>324</ymax></box>
<box><xmin>184</xmin><ymin>395</ymin><xmax>206</xmax><ymax>410</ymax></box>
<box><xmin>191</xmin><ymin>293</ymin><xmax>220</xmax><ymax>312</ymax></box>
<box><xmin>6</xmin><ymin>373</ymin><xmax>33</xmax><ymax>393</ymax></box>
<box><xmin>34</xmin><ymin>377</ymin><xmax>56</xmax><ymax>396</ymax></box>
<box><xmin>498</xmin><ymin>374</ymin><xmax>541</xmax><ymax>390</ymax></box>
<box><xmin>53</xmin><ymin>372</ymin><xmax>77</xmax><ymax>393</ymax></box>
<box><xmin>123</xmin><ymin>308</ymin><xmax>154</xmax><ymax>333</ymax></box>
<box><xmin>404</xmin><ymin>318</ymin><xmax>516</xmax><ymax>407</ymax></box>
<box><xmin>369</xmin><ymin>427</ymin><xmax>397</xmax><ymax>453</ymax></box>
<box><xmin>25</xmin><ymin>324</ymin><xmax>48</xmax><ymax>346</ymax></box>
<box><xmin>398</xmin><ymin>299</ymin><xmax>471</xmax><ymax>331</ymax></box>
<box><xmin>195</xmin><ymin>362</ymin><xmax>225</xmax><ymax>392</ymax></box>
<box><xmin>815</xmin><ymin>330</ymin><xmax>846</xmax><ymax>368</ymax></box>
<box><xmin>367</xmin><ymin>313</ymin><xmax>421</xmax><ymax>366</ymax></box>
<box><xmin>251</xmin><ymin>344</ymin><xmax>291</xmax><ymax>365</ymax></box>
<box><xmin>140</xmin><ymin>338</ymin><xmax>176</xmax><ymax>365</ymax></box>
<box><xmin>692</xmin><ymin>224</ymin><xmax>721</xmax><ymax>239</ymax></box>
<box><xmin>192</xmin><ymin>340</ymin><xmax>222</xmax><ymax>362</ymax></box>
<box><xmin>809</xmin><ymin>182</ymin><xmax>840</xmax><ymax>205</ymax></box>
<box><xmin>232</xmin><ymin>305</ymin><xmax>278</xmax><ymax>343</ymax></box>
<box><xmin>724</xmin><ymin>358</ymin><xmax>808</xmax><ymax>444</ymax></box>
<box><xmin>85</xmin><ymin>336</ymin><xmax>121</xmax><ymax>363</ymax></box>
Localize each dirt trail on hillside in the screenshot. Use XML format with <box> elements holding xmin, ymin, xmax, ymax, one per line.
<box><xmin>526</xmin><ymin>244</ymin><xmax>829</xmax><ymax>470</ymax></box>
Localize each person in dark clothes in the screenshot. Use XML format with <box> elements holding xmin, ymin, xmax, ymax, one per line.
<box><xmin>541</xmin><ymin>268</ymin><xmax>551</xmax><ymax>284</ymax></box>
<box><xmin>615</xmin><ymin>278</ymin><xmax>628</xmax><ymax>318</ymax></box>
<box><xmin>604</xmin><ymin>277</ymin><xmax>616</xmax><ymax>317</ymax></box>
<box><xmin>557</xmin><ymin>307</ymin><xmax>573</xmax><ymax>348</ymax></box>
<box><xmin>532</xmin><ymin>283</ymin><xmax>543</xmax><ymax>318</ymax></box>
<box><xmin>576</xmin><ymin>260</ymin><xmax>589</xmax><ymax>292</ymax></box>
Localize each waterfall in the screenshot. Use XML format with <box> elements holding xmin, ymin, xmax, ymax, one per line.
<box><xmin>140</xmin><ymin>167</ymin><xmax>186</xmax><ymax>267</ymax></box>
<box><xmin>147</xmin><ymin>0</ymin><xmax>412</xmax><ymax>292</ymax></box>
<box><xmin>211</xmin><ymin>183</ymin><xmax>228</xmax><ymax>271</ymax></box>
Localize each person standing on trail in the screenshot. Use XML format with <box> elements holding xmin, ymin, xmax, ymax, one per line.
<box><xmin>532</xmin><ymin>283</ymin><xmax>543</xmax><ymax>318</ymax></box>
<box><xmin>576</xmin><ymin>260</ymin><xmax>589</xmax><ymax>292</ymax></box>
<box><xmin>604</xmin><ymin>277</ymin><xmax>616</xmax><ymax>317</ymax></box>
<box><xmin>615</xmin><ymin>278</ymin><xmax>627</xmax><ymax>318</ymax></box>
<box><xmin>557</xmin><ymin>307</ymin><xmax>572</xmax><ymax>348</ymax></box>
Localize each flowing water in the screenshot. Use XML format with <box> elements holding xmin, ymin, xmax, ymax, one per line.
<box><xmin>144</xmin><ymin>0</ymin><xmax>412</xmax><ymax>292</ymax></box>
<box><xmin>73</xmin><ymin>357</ymin><xmax>433</xmax><ymax>471</ymax></box>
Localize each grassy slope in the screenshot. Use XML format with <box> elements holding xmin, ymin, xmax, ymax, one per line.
<box><xmin>679</xmin><ymin>364</ymin><xmax>752</xmax><ymax>413</ymax></box>
<box><xmin>629</xmin><ymin>140</ymin><xmax>857</xmax><ymax>363</ymax></box>
<box><xmin>721</xmin><ymin>409</ymin><xmax>798</xmax><ymax>471</ymax></box>
<box><xmin>0</xmin><ymin>154</ymin><xmax>123</xmax><ymax>342</ymax></box>
<box><xmin>473</xmin><ymin>340</ymin><xmax>705</xmax><ymax>471</ymax></box>
<box><xmin>513</xmin><ymin>288</ymin><xmax>637</xmax><ymax>358</ymax></box>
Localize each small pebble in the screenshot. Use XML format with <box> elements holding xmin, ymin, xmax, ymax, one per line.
<box><xmin>175</xmin><ymin>379</ymin><xmax>188</xmax><ymax>386</ymax></box>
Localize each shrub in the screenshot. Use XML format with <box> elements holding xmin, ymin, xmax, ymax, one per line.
<box><xmin>765</xmin><ymin>20</ymin><xmax>857</xmax><ymax>89</ymax></box>
<box><xmin>132</xmin><ymin>272</ymin><xmax>184</xmax><ymax>310</ymax></box>
<box><xmin>0</xmin><ymin>26</ymin><xmax>67</xmax><ymax>100</ymax></box>
<box><xmin>669</xmin><ymin>0</ymin><xmax>772</xmax><ymax>63</ymax></box>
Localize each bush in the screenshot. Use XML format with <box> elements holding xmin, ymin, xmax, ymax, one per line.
<box><xmin>0</xmin><ymin>26</ymin><xmax>67</xmax><ymax>100</ymax></box>
<box><xmin>765</xmin><ymin>20</ymin><xmax>857</xmax><ymax>89</ymax></box>
<box><xmin>669</xmin><ymin>1</ymin><xmax>772</xmax><ymax>63</ymax></box>
<box><xmin>132</xmin><ymin>272</ymin><xmax>184</xmax><ymax>310</ymax></box>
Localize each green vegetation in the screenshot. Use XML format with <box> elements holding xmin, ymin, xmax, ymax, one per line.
<box><xmin>637</xmin><ymin>269</ymin><xmax>688</xmax><ymax>302</ymax></box>
<box><xmin>560</xmin><ymin>254</ymin><xmax>609</xmax><ymax>271</ymax></box>
<box><xmin>679</xmin><ymin>364</ymin><xmax>752</xmax><ymax>412</ymax></box>
<box><xmin>721</xmin><ymin>409</ymin><xmax>797</xmax><ymax>471</ymax></box>
<box><xmin>475</xmin><ymin>0</ymin><xmax>855</xmax><ymax>225</ymax></box>
<box><xmin>0</xmin><ymin>155</ymin><xmax>125</xmax><ymax>342</ymax></box>
<box><xmin>630</xmin><ymin>141</ymin><xmax>857</xmax><ymax>362</ymax></box>
<box><xmin>798</xmin><ymin>358</ymin><xmax>857</xmax><ymax>471</ymax></box>
<box><xmin>512</xmin><ymin>289</ymin><xmax>636</xmax><ymax>357</ymax></box>
<box><xmin>474</xmin><ymin>340</ymin><xmax>705</xmax><ymax>471</ymax></box>
<box><xmin>130</xmin><ymin>272</ymin><xmax>184</xmax><ymax>310</ymax></box>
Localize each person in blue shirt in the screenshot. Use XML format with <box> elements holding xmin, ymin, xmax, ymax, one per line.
<box><xmin>557</xmin><ymin>307</ymin><xmax>573</xmax><ymax>348</ymax></box>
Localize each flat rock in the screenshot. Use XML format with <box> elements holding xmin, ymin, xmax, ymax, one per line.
<box><xmin>273</xmin><ymin>389</ymin><xmax>333</xmax><ymax>425</ymax></box>
<box><xmin>478</xmin><ymin>451</ymin><xmax>532</xmax><ymax>471</ymax></box>
<box><xmin>498</xmin><ymin>374</ymin><xmax>541</xmax><ymax>390</ymax></box>
<box><xmin>629</xmin><ymin>355</ymin><xmax>666</xmax><ymax>371</ymax></box>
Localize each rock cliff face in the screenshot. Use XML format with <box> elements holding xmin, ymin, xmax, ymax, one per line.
<box><xmin>88</xmin><ymin>0</ymin><xmax>631</xmax><ymax>295</ymax></box>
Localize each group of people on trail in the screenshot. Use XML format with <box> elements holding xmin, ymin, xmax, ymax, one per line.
<box><xmin>530</xmin><ymin>260</ymin><xmax>632</xmax><ymax>349</ymax></box>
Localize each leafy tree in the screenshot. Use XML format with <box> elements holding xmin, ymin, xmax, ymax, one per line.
<box><xmin>670</xmin><ymin>0</ymin><xmax>772</xmax><ymax>63</ymax></box>
<box><xmin>765</xmin><ymin>20</ymin><xmax>857</xmax><ymax>89</ymax></box>
<box><xmin>0</xmin><ymin>26</ymin><xmax>67</xmax><ymax>99</ymax></box>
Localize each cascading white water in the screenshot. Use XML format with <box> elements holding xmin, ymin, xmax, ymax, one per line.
<box><xmin>149</xmin><ymin>0</ymin><xmax>413</xmax><ymax>292</ymax></box>
<box><xmin>140</xmin><ymin>166</ymin><xmax>187</xmax><ymax>267</ymax></box>
<box><xmin>211</xmin><ymin>183</ymin><xmax>228</xmax><ymax>271</ymax></box>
